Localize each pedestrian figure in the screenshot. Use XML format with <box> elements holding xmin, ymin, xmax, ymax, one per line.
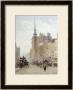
<box><xmin>44</xmin><ymin>66</ymin><xmax>46</xmax><ymax>71</ymax></box>
<box><xmin>43</xmin><ymin>60</ymin><xmax>47</xmax><ymax>71</ymax></box>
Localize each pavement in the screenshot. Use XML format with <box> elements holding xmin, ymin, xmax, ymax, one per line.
<box><xmin>15</xmin><ymin>64</ymin><xmax>57</xmax><ymax>74</ymax></box>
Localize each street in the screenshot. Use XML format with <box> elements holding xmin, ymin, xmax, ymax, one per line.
<box><xmin>15</xmin><ymin>64</ymin><xmax>57</xmax><ymax>74</ymax></box>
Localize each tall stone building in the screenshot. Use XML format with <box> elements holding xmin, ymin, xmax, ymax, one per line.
<box><xmin>30</xmin><ymin>23</ymin><xmax>57</xmax><ymax>63</ymax></box>
<box><xmin>15</xmin><ymin>44</ymin><xmax>20</xmax><ymax>64</ymax></box>
<box><xmin>30</xmin><ymin>21</ymin><xmax>39</xmax><ymax>63</ymax></box>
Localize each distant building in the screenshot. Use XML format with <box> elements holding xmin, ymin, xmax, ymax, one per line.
<box><xmin>30</xmin><ymin>22</ymin><xmax>57</xmax><ymax>63</ymax></box>
<box><xmin>15</xmin><ymin>44</ymin><xmax>20</xmax><ymax>64</ymax></box>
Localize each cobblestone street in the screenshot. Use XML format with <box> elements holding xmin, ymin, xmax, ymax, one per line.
<box><xmin>16</xmin><ymin>64</ymin><xmax>57</xmax><ymax>74</ymax></box>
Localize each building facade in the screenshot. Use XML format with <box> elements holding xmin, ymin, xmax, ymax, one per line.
<box><xmin>30</xmin><ymin>24</ymin><xmax>57</xmax><ymax>64</ymax></box>
<box><xmin>15</xmin><ymin>44</ymin><xmax>20</xmax><ymax>64</ymax></box>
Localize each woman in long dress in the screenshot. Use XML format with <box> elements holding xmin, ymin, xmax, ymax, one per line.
<box><xmin>43</xmin><ymin>62</ymin><xmax>46</xmax><ymax>71</ymax></box>
<box><xmin>44</xmin><ymin>66</ymin><xmax>46</xmax><ymax>71</ymax></box>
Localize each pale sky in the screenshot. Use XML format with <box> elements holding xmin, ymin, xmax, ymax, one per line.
<box><xmin>16</xmin><ymin>16</ymin><xmax>58</xmax><ymax>57</ymax></box>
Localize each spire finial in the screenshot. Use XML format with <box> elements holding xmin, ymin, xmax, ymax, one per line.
<box><xmin>34</xmin><ymin>16</ymin><xmax>37</xmax><ymax>35</ymax></box>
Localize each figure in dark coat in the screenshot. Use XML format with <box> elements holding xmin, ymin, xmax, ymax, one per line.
<box><xmin>44</xmin><ymin>66</ymin><xmax>46</xmax><ymax>71</ymax></box>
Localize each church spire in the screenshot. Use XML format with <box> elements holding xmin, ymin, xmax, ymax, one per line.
<box><xmin>34</xmin><ymin>16</ymin><xmax>37</xmax><ymax>36</ymax></box>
